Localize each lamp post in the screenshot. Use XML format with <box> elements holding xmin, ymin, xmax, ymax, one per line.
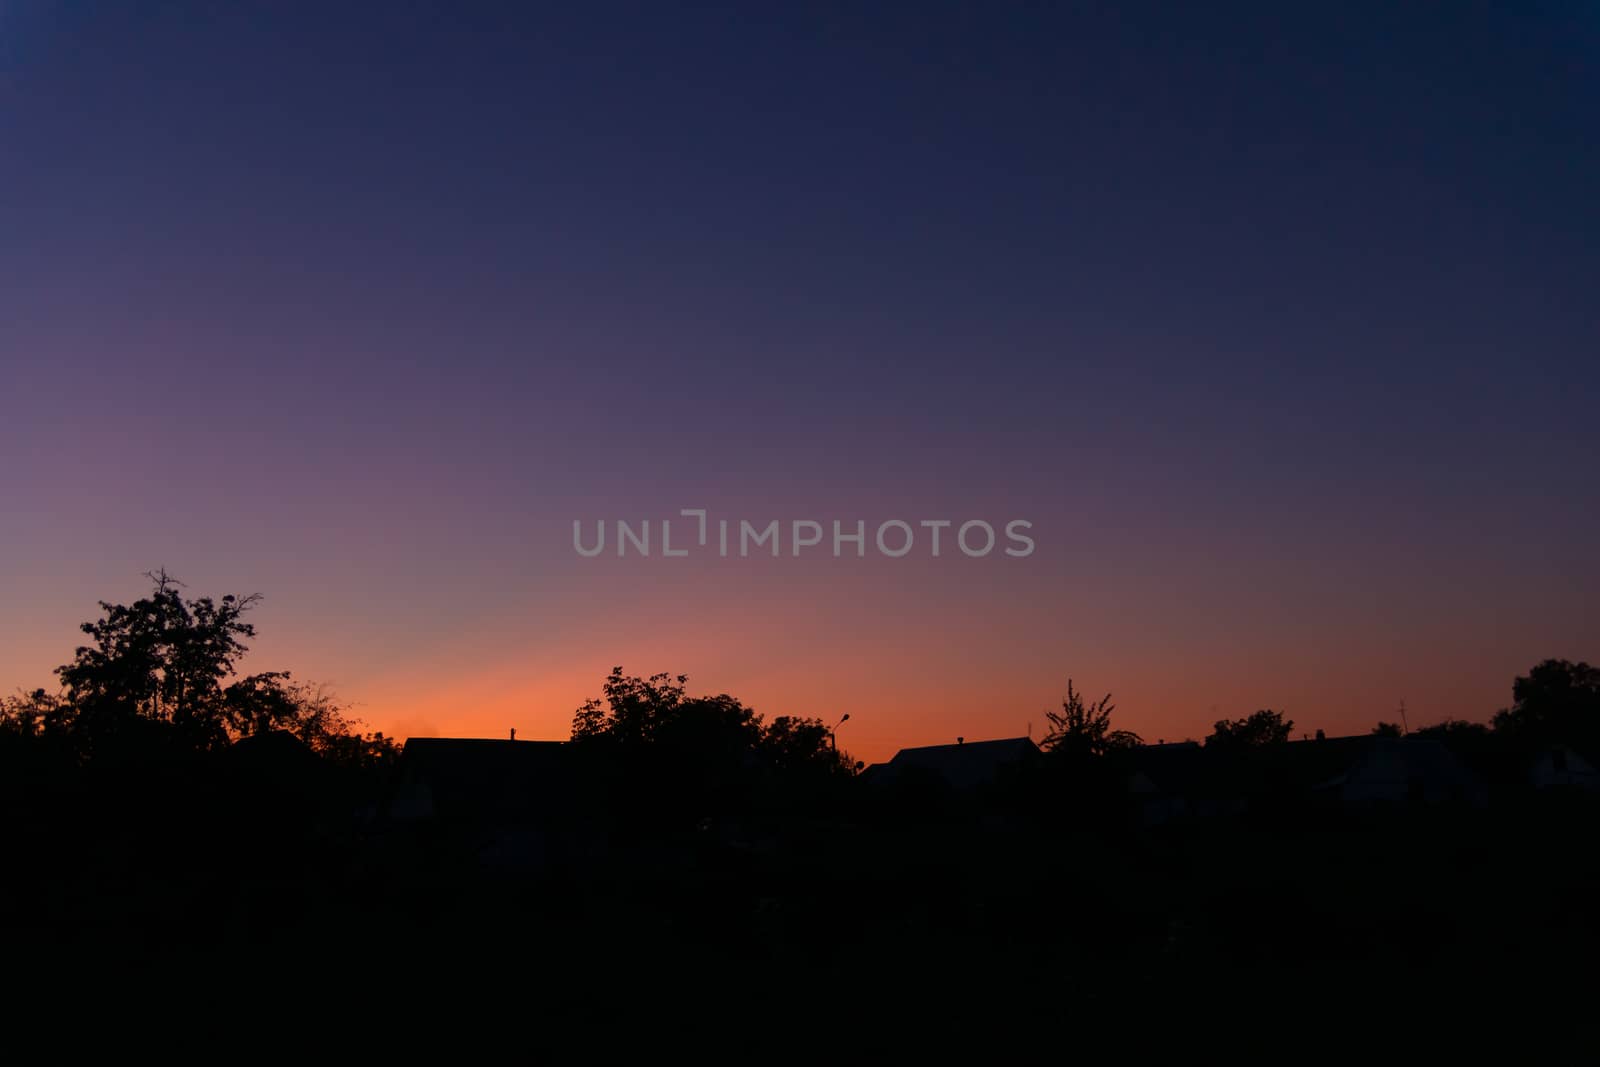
<box><xmin>829</xmin><ymin>713</ymin><xmax>850</xmax><ymax>751</ymax></box>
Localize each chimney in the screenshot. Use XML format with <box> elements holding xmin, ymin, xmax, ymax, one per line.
<box><xmin>509</xmin><ymin>728</ymin><xmax>516</xmax><ymax>741</ymax></box>
<box><xmin>1315</xmin><ymin>729</ymin><xmax>1325</xmax><ymax>741</ymax></box>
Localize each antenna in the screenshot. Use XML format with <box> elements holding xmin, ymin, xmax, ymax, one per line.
<box><xmin>1398</xmin><ymin>699</ymin><xmax>1409</xmax><ymax>735</ymax></box>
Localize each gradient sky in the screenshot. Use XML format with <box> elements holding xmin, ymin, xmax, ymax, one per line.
<box><xmin>2</xmin><ymin>2</ymin><xmax>1596</xmax><ymax>763</ymax></box>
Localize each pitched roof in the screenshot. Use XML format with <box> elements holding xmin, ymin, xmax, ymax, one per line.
<box><xmin>224</xmin><ymin>729</ymin><xmax>324</xmax><ymax>787</ymax></box>
<box><xmin>228</xmin><ymin>728</ymin><xmax>317</xmax><ymax>765</ymax></box>
<box><xmin>401</xmin><ymin>736</ymin><xmax>569</xmax><ymax>773</ymax></box>
<box><xmin>398</xmin><ymin>738</ymin><xmax>578</xmax><ymax>818</ymax></box>
<box><xmin>879</xmin><ymin>736</ymin><xmax>1040</xmax><ymax>789</ymax></box>
<box><xmin>1273</xmin><ymin>735</ymin><xmax>1377</xmax><ymax>789</ymax></box>
<box><xmin>1127</xmin><ymin>741</ymin><xmax>1210</xmax><ymax>793</ymax></box>
<box><xmin>1130</xmin><ymin>735</ymin><xmax>1484</xmax><ymax>798</ymax></box>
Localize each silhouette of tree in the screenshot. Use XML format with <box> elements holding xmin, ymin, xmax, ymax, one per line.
<box><xmin>570</xmin><ymin>667</ymin><xmax>852</xmax><ymax>793</ymax></box>
<box><xmin>224</xmin><ymin>672</ymin><xmax>397</xmax><ymax>768</ymax></box>
<box><xmin>8</xmin><ymin>571</ymin><xmax>397</xmax><ymax>767</ymax></box>
<box><xmin>1372</xmin><ymin>722</ymin><xmax>1404</xmax><ymax>737</ymax></box>
<box><xmin>222</xmin><ymin>671</ymin><xmax>302</xmax><ymax>737</ymax></box>
<box><xmin>54</xmin><ymin>569</ymin><xmax>259</xmax><ymax>751</ymax></box>
<box><xmin>1492</xmin><ymin>659</ymin><xmax>1600</xmax><ymax>751</ymax></box>
<box><xmin>1407</xmin><ymin>717</ymin><xmax>1506</xmax><ymax>782</ymax></box>
<box><xmin>1039</xmin><ymin>679</ymin><xmax>1141</xmax><ymax>758</ymax></box>
<box><xmin>0</xmin><ymin>687</ymin><xmax>79</xmax><ymax>777</ymax></box>
<box><xmin>760</xmin><ymin>714</ymin><xmax>846</xmax><ymax>776</ymax></box>
<box><xmin>572</xmin><ymin>668</ymin><xmax>761</xmax><ymax>751</ymax></box>
<box><xmin>0</xmin><ymin>688</ymin><xmax>72</xmax><ymax>740</ymax></box>
<box><xmin>1206</xmin><ymin>709</ymin><xmax>1293</xmax><ymax>748</ymax></box>
<box><xmin>1412</xmin><ymin>718</ymin><xmax>1490</xmax><ymax>744</ymax></box>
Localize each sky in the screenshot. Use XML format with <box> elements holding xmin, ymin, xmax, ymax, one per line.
<box><xmin>1</xmin><ymin>2</ymin><xmax>1596</xmax><ymax>763</ymax></box>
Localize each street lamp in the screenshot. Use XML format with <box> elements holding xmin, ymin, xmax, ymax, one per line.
<box><xmin>830</xmin><ymin>713</ymin><xmax>850</xmax><ymax>750</ymax></box>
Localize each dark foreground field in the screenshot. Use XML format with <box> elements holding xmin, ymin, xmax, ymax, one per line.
<box><xmin>3</xmin><ymin>765</ymin><xmax>1595</xmax><ymax>1056</ymax></box>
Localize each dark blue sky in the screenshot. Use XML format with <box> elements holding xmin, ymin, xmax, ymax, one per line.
<box><xmin>7</xmin><ymin>3</ymin><xmax>1596</xmax><ymax>452</ymax></box>
<box><xmin>2</xmin><ymin>2</ymin><xmax>1596</xmax><ymax>750</ymax></box>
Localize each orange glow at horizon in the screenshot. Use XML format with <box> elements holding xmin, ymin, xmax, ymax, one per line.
<box><xmin>1</xmin><ymin>513</ymin><xmax>1592</xmax><ymax>768</ymax></box>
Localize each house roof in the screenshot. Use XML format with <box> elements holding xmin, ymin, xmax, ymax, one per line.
<box><xmin>398</xmin><ymin>738</ymin><xmax>578</xmax><ymax>817</ymax></box>
<box><xmin>1275</xmin><ymin>735</ymin><xmax>1483</xmax><ymax>793</ymax></box>
<box><xmin>1127</xmin><ymin>741</ymin><xmax>1211</xmax><ymax>793</ymax></box>
<box><xmin>401</xmin><ymin>736</ymin><xmax>568</xmax><ymax>770</ymax></box>
<box><xmin>1273</xmin><ymin>736</ymin><xmax>1378</xmax><ymax>789</ymax></box>
<box><xmin>1129</xmin><ymin>735</ymin><xmax>1484</xmax><ymax>797</ymax></box>
<box><xmin>878</xmin><ymin>736</ymin><xmax>1040</xmax><ymax>789</ymax></box>
<box><xmin>229</xmin><ymin>728</ymin><xmax>317</xmax><ymax>763</ymax></box>
<box><xmin>225</xmin><ymin>728</ymin><xmax>323</xmax><ymax>784</ymax></box>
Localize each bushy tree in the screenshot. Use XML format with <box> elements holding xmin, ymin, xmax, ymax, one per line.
<box><xmin>55</xmin><ymin>569</ymin><xmax>260</xmax><ymax>751</ymax></box>
<box><xmin>570</xmin><ymin>667</ymin><xmax>852</xmax><ymax>802</ymax></box>
<box><xmin>224</xmin><ymin>672</ymin><xmax>397</xmax><ymax>768</ymax></box>
<box><xmin>760</xmin><ymin>715</ymin><xmax>846</xmax><ymax>777</ymax></box>
<box><xmin>572</xmin><ymin>669</ymin><xmax>761</xmax><ymax>752</ymax></box>
<box><xmin>0</xmin><ymin>688</ymin><xmax>73</xmax><ymax>740</ymax></box>
<box><xmin>1409</xmin><ymin>717</ymin><xmax>1502</xmax><ymax>779</ymax></box>
<box><xmin>1206</xmin><ymin>709</ymin><xmax>1293</xmax><ymax>749</ymax></box>
<box><xmin>2</xmin><ymin>571</ymin><xmax>397</xmax><ymax>768</ymax></box>
<box><xmin>1492</xmin><ymin>659</ymin><xmax>1600</xmax><ymax>752</ymax></box>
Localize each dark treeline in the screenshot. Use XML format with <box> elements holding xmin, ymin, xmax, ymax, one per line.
<box><xmin>3</xmin><ymin>577</ymin><xmax>1597</xmax><ymax>1049</ymax></box>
